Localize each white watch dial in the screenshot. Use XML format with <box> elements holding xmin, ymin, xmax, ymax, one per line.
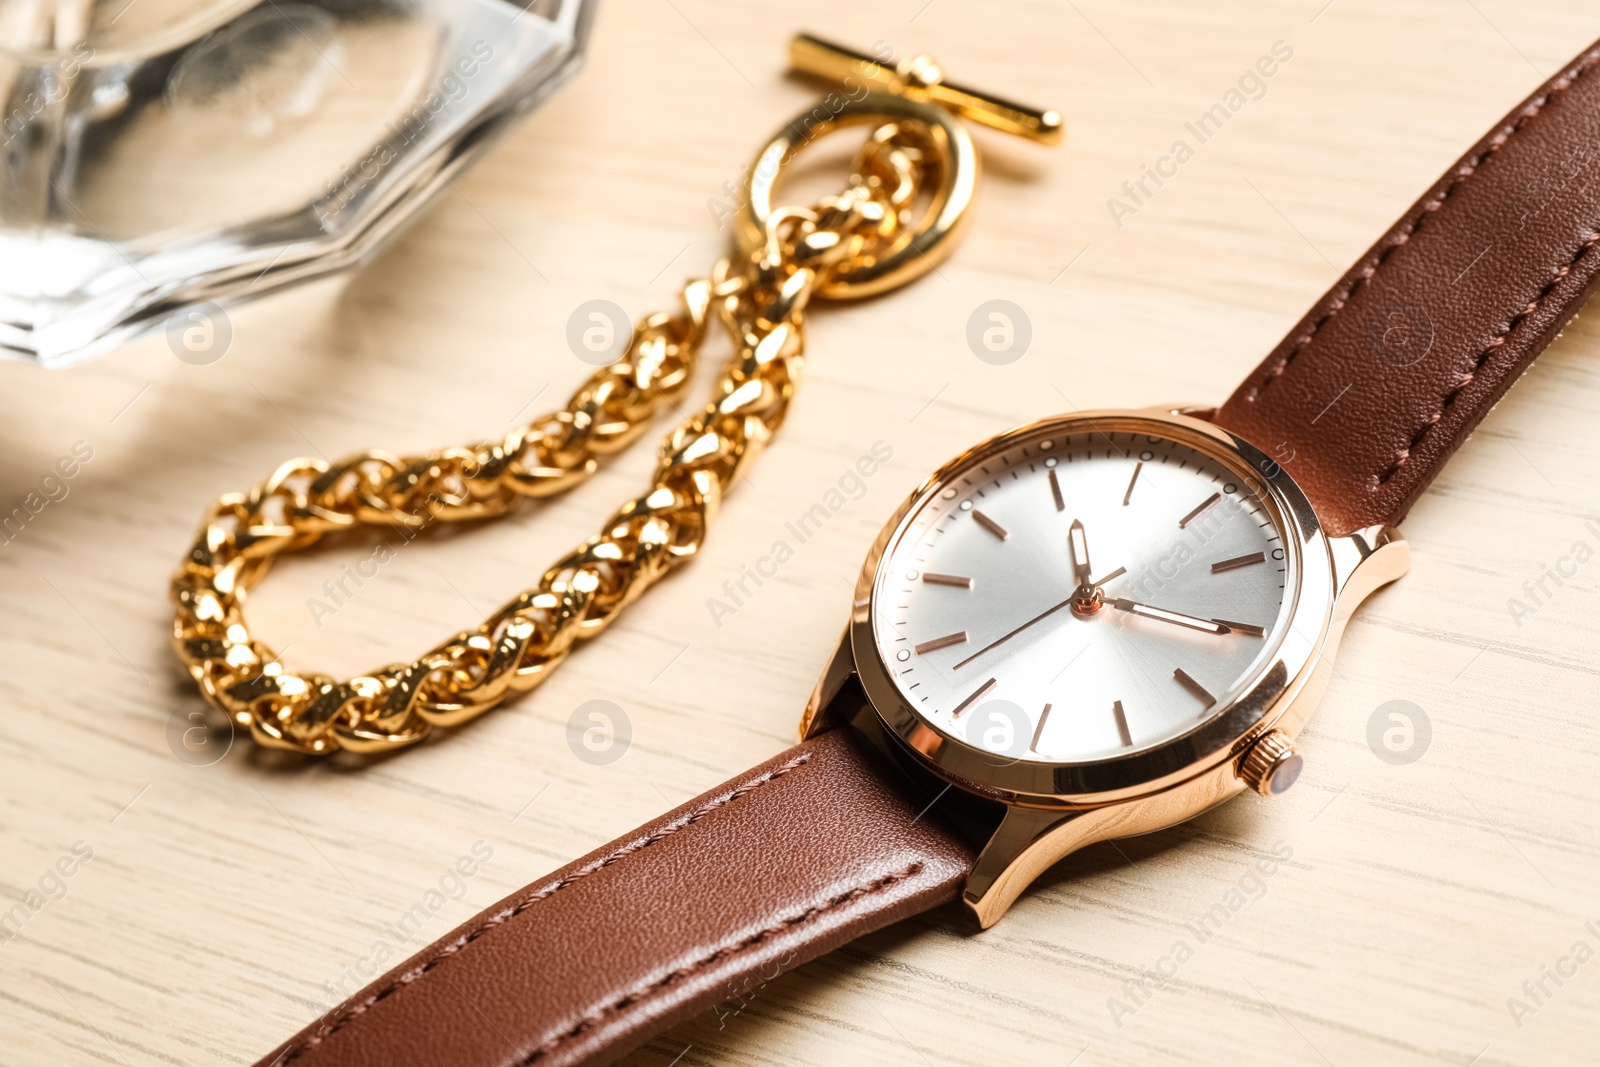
<box><xmin>872</xmin><ymin>427</ymin><xmax>1292</xmax><ymax>763</ymax></box>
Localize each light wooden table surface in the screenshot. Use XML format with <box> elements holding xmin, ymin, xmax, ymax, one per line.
<box><xmin>5</xmin><ymin>1</ymin><xmax>1600</xmax><ymax>1064</ymax></box>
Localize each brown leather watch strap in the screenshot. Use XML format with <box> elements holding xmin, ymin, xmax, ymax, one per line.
<box><xmin>257</xmin><ymin>728</ymin><xmax>976</xmax><ymax>1067</ymax></box>
<box><xmin>1215</xmin><ymin>38</ymin><xmax>1600</xmax><ymax>536</ymax></box>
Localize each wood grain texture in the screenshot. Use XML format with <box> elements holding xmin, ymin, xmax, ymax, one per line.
<box><xmin>3</xmin><ymin>1</ymin><xmax>1600</xmax><ymax>1065</ymax></box>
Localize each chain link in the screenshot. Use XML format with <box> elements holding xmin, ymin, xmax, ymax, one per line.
<box><xmin>170</xmin><ymin>123</ymin><xmax>934</xmax><ymax>755</ymax></box>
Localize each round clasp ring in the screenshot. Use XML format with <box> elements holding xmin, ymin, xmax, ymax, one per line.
<box><xmin>735</xmin><ymin>91</ymin><xmax>977</xmax><ymax>300</ymax></box>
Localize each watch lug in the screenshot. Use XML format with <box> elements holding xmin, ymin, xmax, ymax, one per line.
<box><xmin>799</xmin><ymin>623</ymin><xmax>858</xmax><ymax>740</ymax></box>
<box><xmin>963</xmin><ymin>805</ymin><xmax>1089</xmax><ymax>928</ymax></box>
<box><xmin>1330</xmin><ymin>523</ymin><xmax>1410</xmax><ymax>621</ymax></box>
<box><xmin>1263</xmin><ymin>523</ymin><xmax>1410</xmax><ymax>748</ymax></box>
<box><xmin>963</xmin><ymin>756</ymin><xmax>1255</xmax><ymax>927</ymax></box>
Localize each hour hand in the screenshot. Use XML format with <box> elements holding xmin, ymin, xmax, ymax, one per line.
<box><xmin>1108</xmin><ymin>598</ymin><xmax>1229</xmax><ymax>635</ymax></box>
<box><xmin>1068</xmin><ymin>519</ymin><xmax>1092</xmax><ymax>587</ymax></box>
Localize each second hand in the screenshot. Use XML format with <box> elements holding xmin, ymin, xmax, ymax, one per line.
<box><xmin>953</xmin><ymin>566</ymin><xmax>1126</xmax><ymax>671</ymax></box>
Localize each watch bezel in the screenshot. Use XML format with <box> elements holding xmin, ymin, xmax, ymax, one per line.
<box><xmin>849</xmin><ymin>408</ymin><xmax>1335</xmax><ymax>804</ymax></box>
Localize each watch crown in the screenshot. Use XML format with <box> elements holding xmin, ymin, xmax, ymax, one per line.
<box><xmin>1238</xmin><ymin>729</ymin><xmax>1303</xmax><ymax>797</ymax></box>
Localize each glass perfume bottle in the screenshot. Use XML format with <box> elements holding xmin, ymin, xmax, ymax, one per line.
<box><xmin>0</xmin><ymin>0</ymin><xmax>595</xmax><ymax>367</ymax></box>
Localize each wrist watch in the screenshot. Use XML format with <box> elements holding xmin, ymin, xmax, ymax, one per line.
<box><xmin>257</xmin><ymin>35</ymin><xmax>1600</xmax><ymax>1067</ymax></box>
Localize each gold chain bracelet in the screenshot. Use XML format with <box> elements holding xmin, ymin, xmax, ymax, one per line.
<box><xmin>168</xmin><ymin>35</ymin><xmax>1060</xmax><ymax>755</ymax></box>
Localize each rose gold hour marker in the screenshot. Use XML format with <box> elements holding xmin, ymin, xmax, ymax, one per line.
<box><xmin>1113</xmin><ymin>699</ymin><xmax>1133</xmax><ymax>747</ymax></box>
<box><xmin>1173</xmin><ymin>668</ymin><xmax>1215</xmax><ymax>708</ymax></box>
<box><xmin>1049</xmin><ymin>469</ymin><xmax>1065</xmax><ymax>511</ymax></box>
<box><xmin>1029</xmin><ymin>703</ymin><xmax>1052</xmax><ymax>753</ymax></box>
<box><xmin>915</xmin><ymin>631</ymin><xmax>969</xmax><ymax>655</ymax></box>
<box><xmin>972</xmin><ymin>508</ymin><xmax>1009</xmax><ymax>541</ymax></box>
<box><xmin>1123</xmin><ymin>462</ymin><xmax>1142</xmax><ymax>506</ymax></box>
<box><xmin>922</xmin><ymin>573</ymin><xmax>974</xmax><ymax>589</ymax></box>
<box><xmin>951</xmin><ymin>677</ymin><xmax>997</xmax><ymax>719</ymax></box>
<box><xmin>1212</xmin><ymin>618</ymin><xmax>1266</xmax><ymax>638</ymax></box>
<box><xmin>1178</xmin><ymin>492</ymin><xmax>1221</xmax><ymax>528</ymax></box>
<box><xmin>1211</xmin><ymin>551</ymin><xmax>1266</xmax><ymax>573</ymax></box>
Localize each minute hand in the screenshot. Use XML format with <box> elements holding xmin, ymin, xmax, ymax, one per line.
<box><xmin>1108</xmin><ymin>598</ymin><xmax>1229</xmax><ymax>635</ymax></box>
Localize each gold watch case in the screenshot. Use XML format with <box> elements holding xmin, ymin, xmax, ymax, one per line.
<box><xmin>800</xmin><ymin>407</ymin><xmax>1412</xmax><ymax>927</ymax></box>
